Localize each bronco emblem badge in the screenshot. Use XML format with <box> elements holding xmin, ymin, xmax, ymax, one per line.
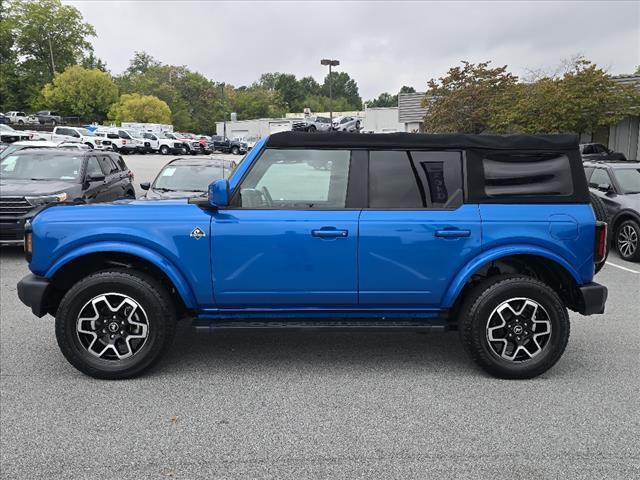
<box><xmin>190</xmin><ymin>227</ymin><xmax>206</xmax><ymax>240</ymax></box>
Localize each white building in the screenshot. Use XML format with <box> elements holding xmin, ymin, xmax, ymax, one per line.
<box><xmin>215</xmin><ymin>117</ymin><xmax>300</xmax><ymax>140</ymax></box>
<box><xmin>361</xmin><ymin>107</ymin><xmax>403</xmax><ymax>133</ymax></box>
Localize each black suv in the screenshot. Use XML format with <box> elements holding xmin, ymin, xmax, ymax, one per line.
<box><xmin>0</xmin><ymin>149</ymin><xmax>135</xmax><ymax>244</ymax></box>
<box><xmin>585</xmin><ymin>161</ymin><xmax>640</xmax><ymax>261</ymax></box>
<box><xmin>209</xmin><ymin>136</ymin><xmax>247</xmax><ymax>155</ymax></box>
<box><xmin>580</xmin><ymin>143</ymin><xmax>627</xmax><ymax>161</ymax></box>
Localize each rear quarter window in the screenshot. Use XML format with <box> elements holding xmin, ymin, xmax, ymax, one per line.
<box><xmin>482</xmin><ymin>152</ymin><xmax>573</xmax><ymax>198</ymax></box>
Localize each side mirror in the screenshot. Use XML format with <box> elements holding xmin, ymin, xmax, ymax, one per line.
<box><xmin>88</xmin><ymin>173</ymin><xmax>105</xmax><ymax>182</ymax></box>
<box><xmin>140</xmin><ymin>182</ymin><xmax>150</xmax><ymax>190</ymax></box>
<box><xmin>209</xmin><ymin>178</ymin><xmax>229</xmax><ymax>207</ymax></box>
<box><xmin>597</xmin><ymin>183</ymin><xmax>611</xmax><ymax>192</ymax></box>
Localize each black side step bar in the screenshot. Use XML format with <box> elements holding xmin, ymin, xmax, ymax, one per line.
<box><xmin>192</xmin><ymin>319</ymin><xmax>449</xmax><ymax>332</ymax></box>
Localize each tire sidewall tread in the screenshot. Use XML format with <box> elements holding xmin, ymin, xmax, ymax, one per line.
<box><xmin>458</xmin><ymin>274</ymin><xmax>570</xmax><ymax>379</ymax></box>
<box><xmin>55</xmin><ymin>269</ymin><xmax>176</xmax><ymax>379</ymax></box>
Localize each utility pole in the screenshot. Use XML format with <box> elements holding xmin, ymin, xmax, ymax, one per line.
<box><xmin>321</xmin><ymin>59</ymin><xmax>340</xmax><ymax>123</ymax></box>
<box><xmin>220</xmin><ymin>82</ymin><xmax>226</xmax><ymax>139</ymax></box>
<box><xmin>48</xmin><ymin>36</ymin><xmax>56</xmax><ymax>76</ymax></box>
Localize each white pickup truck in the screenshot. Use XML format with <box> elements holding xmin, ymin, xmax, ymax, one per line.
<box><xmin>94</xmin><ymin>128</ymin><xmax>145</xmax><ymax>154</ymax></box>
<box><xmin>5</xmin><ymin>111</ymin><xmax>39</xmax><ymax>125</ymax></box>
<box><xmin>33</xmin><ymin>126</ymin><xmax>111</xmax><ymax>150</ymax></box>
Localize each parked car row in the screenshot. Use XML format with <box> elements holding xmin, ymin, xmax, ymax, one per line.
<box><xmin>0</xmin><ymin>111</ymin><xmax>63</xmax><ymax>125</ymax></box>
<box><xmin>292</xmin><ymin>115</ymin><xmax>362</xmax><ymax>133</ymax></box>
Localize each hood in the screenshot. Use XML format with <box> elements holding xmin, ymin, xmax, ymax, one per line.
<box><xmin>145</xmin><ymin>189</ymin><xmax>205</xmax><ymax>200</ymax></box>
<box><xmin>0</xmin><ymin>178</ymin><xmax>79</xmax><ymax>197</ymax></box>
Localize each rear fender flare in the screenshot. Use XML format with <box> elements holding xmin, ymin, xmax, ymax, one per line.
<box><xmin>442</xmin><ymin>245</ymin><xmax>583</xmax><ymax>308</ymax></box>
<box><xmin>44</xmin><ymin>241</ymin><xmax>197</xmax><ymax>308</ymax></box>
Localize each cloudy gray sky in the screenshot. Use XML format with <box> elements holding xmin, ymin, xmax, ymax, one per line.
<box><xmin>66</xmin><ymin>0</ymin><xmax>639</xmax><ymax>100</ymax></box>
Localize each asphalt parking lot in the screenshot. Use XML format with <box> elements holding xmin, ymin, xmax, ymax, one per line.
<box><xmin>1</xmin><ymin>154</ymin><xmax>639</xmax><ymax>479</ymax></box>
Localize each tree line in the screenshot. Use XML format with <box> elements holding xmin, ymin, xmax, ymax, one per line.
<box><xmin>1</xmin><ymin>0</ymin><xmax>638</xmax><ymax>135</ymax></box>
<box><xmin>422</xmin><ymin>60</ymin><xmax>640</xmax><ymax>135</ymax></box>
<box><xmin>0</xmin><ymin>0</ymin><xmax>372</xmax><ymax>133</ymax></box>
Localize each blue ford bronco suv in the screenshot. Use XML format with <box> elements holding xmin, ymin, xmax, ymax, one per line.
<box><xmin>17</xmin><ymin>132</ymin><xmax>608</xmax><ymax>379</ymax></box>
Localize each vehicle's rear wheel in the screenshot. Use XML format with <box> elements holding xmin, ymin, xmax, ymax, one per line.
<box><xmin>615</xmin><ymin>219</ymin><xmax>640</xmax><ymax>262</ymax></box>
<box><xmin>159</xmin><ymin>145</ymin><xmax>169</xmax><ymax>155</ymax></box>
<box><xmin>307</xmin><ymin>125</ymin><xmax>316</xmax><ymax>132</ymax></box>
<box><xmin>55</xmin><ymin>269</ymin><xmax>176</xmax><ymax>379</ymax></box>
<box><xmin>458</xmin><ymin>274</ymin><xmax>570</xmax><ymax>379</ymax></box>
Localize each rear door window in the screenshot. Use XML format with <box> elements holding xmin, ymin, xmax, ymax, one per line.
<box><xmin>589</xmin><ymin>168</ymin><xmax>612</xmax><ymax>188</ymax></box>
<box><xmin>368</xmin><ymin>150</ymin><xmax>463</xmax><ymax>209</ymax></box>
<box><xmin>85</xmin><ymin>157</ymin><xmax>103</xmax><ymax>177</ymax></box>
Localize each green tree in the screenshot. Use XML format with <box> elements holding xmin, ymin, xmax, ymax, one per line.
<box><xmin>0</xmin><ymin>1</ymin><xmax>20</xmax><ymax>111</ymax></box>
<box><xmin>116</xmin><ymin>54</ymin><xmax>225</xmax><ymax>133</ymax></box>
<box><xmin>40</xmin><ymin>65</ymin><xmax>118</xmax><ymax>120</ymax></box>
<box><xmin>3</xmin><ymin>0</ymin><xmax>97</xmax><ymax>109</ymax></box>
<box><xmin>258</xmin><ymin>72</ymin><xmax>304</xmax><ymax>111</ymax></box>
<box><xmin>7</xmin><ymin>0</ymin><xmax>96</xmax><ymax>79</ymax></box>
<box><xmin>366</xmin><ymin>92</ymin><xmax>396</xmax><ymax>108</ymax></box>
<box><xmin>321</xmin><ymin>71</ymin><xmax>362</xmax><ymax>110</ymax></box>
<box><xmin>230</xmin><ymin>87</ymin><xmax>287</xmax><ymax>120</ymax></box>
<box><xmin>365</xmin><ymin>86</ymin><xmax>416</xmax><ymax>108</ymax></box>
<box><xmin>490</xmin><ymin>59</ymin><xmax>640</xmax><ymax>134</ymax></box>
<box><xmin>422</xmin><ymin>61</ymin><xmax>518</xmax><ymax>133</ymax></box>
<box><xmin>108</xmin><ymin>93</ymin><xmax>172</xmax><ymax>124</ymax></box>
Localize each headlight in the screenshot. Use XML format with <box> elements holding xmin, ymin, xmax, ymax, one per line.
<box><xmin>25</xmin><ymin>192</ymin><xmax>68</xmax><ymax>206</ymax></box>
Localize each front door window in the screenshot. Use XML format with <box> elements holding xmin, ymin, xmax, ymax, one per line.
<box><xmin>234</xmin><ymin>149</ymin><xmax>350</xmax><ymax>209</ymax></box>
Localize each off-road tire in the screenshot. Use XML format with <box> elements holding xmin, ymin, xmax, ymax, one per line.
<box><xmin>160</xmin><ymin>145</ymin><xmax>169</xmax><ymax>155</ymax></box>
<box><xmin>615</xmin><ymin>219</ymin><xmax>640</xmax><ymax>262</ymax></box>
<box><xmin>55</xmin><ymin>269</ymin><xmax>176</xmax><ymax>379</ymax></box>
<box><xmin>458</xmin><ymin>274</ymin><xmax>570</xmax><ymax>379</ymax></box>
<box><xmin>231</xmin><ymin>146</ymin><xmax>240</xmax><ymax>155</ymax></box>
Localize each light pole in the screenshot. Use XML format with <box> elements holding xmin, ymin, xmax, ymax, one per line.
<box><xmin>321</xmin><ymin>59</ymin><xmax>339</xmax><ymax>123</ymax></box>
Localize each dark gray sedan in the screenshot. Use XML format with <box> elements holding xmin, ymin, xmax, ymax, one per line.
<box><xmin>585</xmin><ymin>161</ymin><xmax>640</xmax><ymax>261</ymax></box>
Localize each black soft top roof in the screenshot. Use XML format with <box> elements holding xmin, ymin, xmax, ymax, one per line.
<box><xmin>266</xmin><ymin>131</ymin><xmax>578</xmax><ymax>151</ymax></box>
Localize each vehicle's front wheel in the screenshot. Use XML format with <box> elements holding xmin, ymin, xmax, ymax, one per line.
<box><xmin>458</xmin><ymin>274</ymin><xmax>569</xmax><ymax>379</ymax></box>
<box><xmin>159</xmin><ymin>145</ymin><xmax>169</xmax><ymax>155</ymax></box>
<box><xmin>55</xmin><ymin>269</ymin><xmax>176</xmax><ymax>379</ymax></box>
<box><xmin>231</xmin><ymin>146</ymin><xmax>239</xmax><ymax>155</ymax></box>
<box><xmin>615</xmin><ymin>219</ymin><xmax>640</xmax><ymax>261</ymax></box>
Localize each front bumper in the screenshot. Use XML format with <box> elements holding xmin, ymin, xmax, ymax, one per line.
<box><xmin>576</xmin><ymin>282</ymin><xmax>608</xmax><ymax>315</ymax></box>
<box><xmin>17</xmin><ymin>273</ymin><xmax>51</xmax><ymax>317</ymax></box>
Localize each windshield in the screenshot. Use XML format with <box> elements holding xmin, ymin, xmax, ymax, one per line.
<box><xmin>0</xmin><ymin>152</ymin><xmax>82</xmax><ymax>181</ymax></box>
<box><xmin>613</xmin><ymin>168</ymin><xmax>640</xmax><ymax>194</ymax></box>
<box><xmin>77</xmin><ymin>128</ymin><xmax>92</xmax><ymax>136</ymax></box>
<box><xmin>0</xmin><ymin>124</ymin><xmax>16</xmax><ymax>132</ymax></box>
<box><xmin>153</xmin><ymin>163</ymin><xmax>230</xmax><ymax>192</ymax></box>
<box><xmin>0</xmin><ymin>144</ymin><xmax>25</xmax><ymax>160</ymax></box>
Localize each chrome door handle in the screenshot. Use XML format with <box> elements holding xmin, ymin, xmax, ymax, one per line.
<box><xmin>311</xmin><ymin>228</ymin><xmax>348</xmax><ymax>239</ymax></box>
<box><xmin>435</xmin><ymin>229</ymin><xmax>471</xmax><ymax>238</ymax></box>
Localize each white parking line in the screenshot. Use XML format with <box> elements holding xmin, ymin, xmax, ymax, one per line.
<box><xmin>605</xmin><ymin>261</ymin><xmax>640</xmax><ymax>274</ymax></box>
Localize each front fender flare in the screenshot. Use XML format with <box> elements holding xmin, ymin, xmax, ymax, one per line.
<box><xmin>45</xmin><ymin>241</ymin><xmax>197</xmax><ymax>309</ymax></box>
<box><xmin>442</xmin><ymin>245</ymin><xmax>583</xmax><ymax>308</ymax></box>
